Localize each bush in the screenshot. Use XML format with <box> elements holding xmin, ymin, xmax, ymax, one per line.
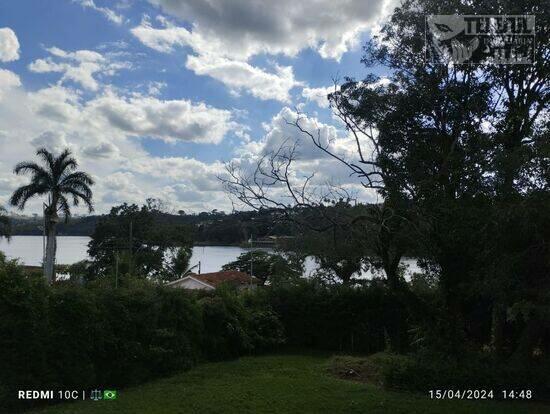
<box><xmin>261</xmin><ymin>279</ymin><xmax>401</xmax><ymax>354</ymax></box>
<box><xmin>0</xmin><ymin>259</ymin><xmax>50</xmax><ymax>406</ymax></box>
<box><xmin>0</xmin><ymin>266</ymin><xmax>283</xmax><ymax>411</ymax></box>
<box><xmin>199</xmin><ymin>287</ymin><xmax>285</xmax><ymax>360</ymax></box>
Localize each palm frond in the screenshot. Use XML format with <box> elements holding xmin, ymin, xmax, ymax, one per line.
<box><xmin>55</xmin><ymin>148</ymin><xmax>78</xmax><ymax>177</ymax></box>
<box><xmin>57</xmin><ymin>194</ymin><xmax>72</xmax><ymax>222</ymax></box>
<box><xmin>36</xmin><ymin>148</ymin><xmax>56</xmax><ymax>173</ymax></box>
<box><xmin>13</xmin><ymin>162</ymin><xmax>49</xmax><ymax>178</ymax></box>
<box><xmin>9</xmin><ymin>184</ymin><xmax>47</xmax><ymax>209</ymax></box>
<box><xmin>63</xmin><ymin>187</ymin><xmax>94</xmax><ymax>212</ymax></box>
<box><xmin>59</xmin><ymin>171</ymin><xmax>95</xmax><ymax>187</ymax></box>
<box><xmin>12</xmin><ymin>147</ymin><xmax>94</xmax><ymax>218</ymax></box>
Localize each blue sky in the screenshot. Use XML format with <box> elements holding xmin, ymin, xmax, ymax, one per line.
<box><xmin>0</xmin><ymin>0</ymin><xmax>394</xmax><ymax>214</ymax></box>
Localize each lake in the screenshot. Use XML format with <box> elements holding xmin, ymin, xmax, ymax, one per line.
<box><xmin>0</xmin><ymin>236</ymin><xmax>421</xmax><ymax>279</ymax></box>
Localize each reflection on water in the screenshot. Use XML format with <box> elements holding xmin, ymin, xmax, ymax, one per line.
<box><xmin>0</xmin><ymin>236</ymin><xmax>421</xmax><ymax>279</ymax></box>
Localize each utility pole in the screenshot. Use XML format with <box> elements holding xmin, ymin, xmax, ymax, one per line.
<box><xmin>128</xmin><ymin>220</ymin><xmax>133</xmax><ymax>277</ymax></box>
<box><xmin>115</xmin><ymin>251</ymin><xmax>119</xmax><ymax>288</ymax></box>
<box><xmin>42</xmin><ymin>202</ymin><xmax>47</xmax><ymax>266</ymax></box>
<box><xmin>249</xmin><ymin>236</ymin><xmax>254</xmax><ymax>288</ymax></box>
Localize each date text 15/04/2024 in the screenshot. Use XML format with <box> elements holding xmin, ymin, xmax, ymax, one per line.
<box><xmin>428</xmin><ymin>389</ymin><xmax>533</xmax><ymax>400</ymax></box>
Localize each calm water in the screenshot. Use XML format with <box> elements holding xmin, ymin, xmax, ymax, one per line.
<box><xmin>0</xmin><ymin>236</ymin><xmax>421</xmax><ymax>278</ymax></box>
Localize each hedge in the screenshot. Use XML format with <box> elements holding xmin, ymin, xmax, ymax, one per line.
<box><xmin>0</xmin><ymin>264</ymin><xmax>283</xmax><ymax>411</ymax></box>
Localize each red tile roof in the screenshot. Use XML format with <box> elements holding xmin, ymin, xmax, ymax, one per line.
<box><xmin>190</xmin><ymin>270</ymin><xmax>259</xmax><ymax>287</ymax></box>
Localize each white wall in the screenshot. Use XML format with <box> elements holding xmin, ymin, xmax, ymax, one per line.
<box><xmin>170</xmin><ymin>277</ymin><xmax>214</xmax><ymax>290</ymax></box>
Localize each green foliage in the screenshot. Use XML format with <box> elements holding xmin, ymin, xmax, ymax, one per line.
<box><xmin>0</xmin><ymin>257</ymin><xmax>50</xmax><ymax>406</ymax></box>
<box><xmin>0</xmin><ymin>263</ymin><xmax>283</xmax><ymax>411</ymax></box>
<box><xmin>295</xmin><ymin>210</ymin><xmax>367</xmax><ymax>284</ymax></box>
<box><xmin>168</xmin><ymin>245</ymin><xmax>193</xmax><ymax>278</ymax></box>
<box><xmin>261</xmin><ymin>279</ymin><xmax>404</xmax><ymax>354</ymax></box>
<box><xmin>325</xmin><ymin>0</ymin><xmax>550</xmax><ymax>360</ymax></box>
<box><xmin>87</xmin><ymin>202</ymin><xmax>193</xmax><ymax>281</ymax></box>
<box><xmin>199</xmin><ymin>287</ymin><xmax>285</xmax><ymax>360</ymax></box>
<box><xmin>10</xmin><ymin>148</ymin><xmax>94</xmax><ymax>219</ymax></box>
<box><xmin>221</xmin><ymin>250</ymin><xmax>304</xmax><ymax>285</ymax></box>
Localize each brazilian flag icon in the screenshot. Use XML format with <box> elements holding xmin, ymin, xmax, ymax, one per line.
<box><xmin>103</xmin><ymin>390</ymin><xmax>117</xmax><ymax>400</ymax></box>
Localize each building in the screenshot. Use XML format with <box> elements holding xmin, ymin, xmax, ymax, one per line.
<box><xmin>166</xmin><ymin>270</ymin><xmax>258</xmax><ymax>291</ymax></box>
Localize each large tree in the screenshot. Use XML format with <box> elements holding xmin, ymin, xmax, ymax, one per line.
<box><xmin>10</xmin><ymin>148</ymin><xmax>94</xmax><ymax>282</ymax></box>
<box><xmin>222</xmin><ymin>250</ymin><xmax>304</xmax><ymax>286</ymax></box>
<box><xmin>222</xmin><ymin>0</ymin><xmax>549</xmax><ymax>358</ymax></box>
<box><xmin>88</xmin><ymin>202</ymin><xmax>193</xmax><ymax>281</ymax></box>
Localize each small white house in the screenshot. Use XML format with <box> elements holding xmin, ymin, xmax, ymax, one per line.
<box><xmin>166</xmin><ymin>270</ymin><xmax>258</xmax><ymax>291</ymax></box>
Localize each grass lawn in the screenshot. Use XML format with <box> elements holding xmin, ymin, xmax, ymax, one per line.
<box><xmin>28</xmin><ymin>354</ymin><xmax>547</xmax><ymax>414</ymax></box>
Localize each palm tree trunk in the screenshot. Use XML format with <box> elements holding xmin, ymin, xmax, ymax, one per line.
<box><xmin>44</xmin><ymin>215</ymin><xmax>58</xmax><ymax>283</ymax></box>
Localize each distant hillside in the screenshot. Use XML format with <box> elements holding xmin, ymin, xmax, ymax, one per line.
<box><xmin>10</xmin><ymin>215</ymin><xmax>100</xmax><ymax>236</ymax></box>
<box><xmin>9</xmin><ymin>209</ymin><xmax>294</xmax><ymax>245</ymax></box>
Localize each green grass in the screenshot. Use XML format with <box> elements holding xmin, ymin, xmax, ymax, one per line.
<box><xmin>28</xmin><ymin>354</ymin><xmax>547</xmax><ymax>414</ymax></box>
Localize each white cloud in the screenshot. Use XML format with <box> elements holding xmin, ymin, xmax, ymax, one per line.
<box><xmin>186</xmin><ymin>54</ymin><xmax>299</xmax><ymax>102</ymax></box>
<box><xmin>101</xmin><ymin>171</ymin><xmax>145</xmax><ymax>205</ymax></box>
<box><xmin>244</xmin><ymin>107</ymin><xmax>341</xmax><ymax>161</ymax></box>
<box><xmin>82</xmin><ymin>141</ymin><xmax>119</xmax><ymax>158</ymax></box>
<box><xmin>130</xmin><ymin>21</ymin><xmax>199</xmax><ymax>53</ymax></box>
<box><xmin>0</xmin><ymin>69</ymin><xmax>21</xmax><ymax>98</ymax></box>
<box><xmin>302</xmin><ymin>85</ymin><xmax>339</xmax><ymax>108</ymax></box>
<box><xmin>0</xmin><ymin>80</ymin><xmax>238</xmax><ymax>213</ymax></box>
<box><xmin>132</xmin><ymin>21</ymin><xmax>299</xmax><ymax>102</ymax></box>
<box><xmin>29</xmin><ymin>85</ymin><xmax>82</xmax><ymax>123</ymax></box>
<box><xmin>131</xmin><ymin>2</ymin><xmax>396</xmax><ymax>101</ymax></box>
<box><xmin>0</xmin><ymin>28</ymin><xmax>20</xmax><ymax>62</ymax></box>
<box><xmin>76</xmin><ymin>0</ymin><xmax>124</xmax><ymax>25</ymax></box>
<box><xmin>143</xmin><ymin>0</ymin><xmax>397</xmax><ymax>61</ymax></box>
<box><xmin>232</xmin><ymin>107</ymin><xmax>380</xmax><ymax>207</ymax></box>
<box><xmin>24</xmin><ymin>83</ymin><xmax>238</xmax><ymax>145</ymax></box>
<box><xmin>0</xmin><ymin>73</ymin><xmax>376</xmax><ymax>213</ymax></box>
<box><xmin>86</xmin><ymin>91</ymin><xmax>235</xmax><ymax>143</ymax></box>
<box><xmin>30</xmin><ymin>131</ymin><xmax>70</xmax><ymax>153</ymax></box>
<box><xmin>28</xmin><ymin>46</ymin><xmax>130</xmax><ymax>91</ymax></box>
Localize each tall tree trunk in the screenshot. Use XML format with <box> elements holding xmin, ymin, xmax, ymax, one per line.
<box><xmin>491</xmin><ymin>301</ymin><xmax>506</xmax><ymax>357</ymax></box>
<box><xmin>511</xmin><ymin>317</ymin><xmax>540</xmax><ymax>364</ymax></box>
<box><xmin>44</xmin><ymin>215</ymin><xmax>58</xmax><ymax>283</ymax></box>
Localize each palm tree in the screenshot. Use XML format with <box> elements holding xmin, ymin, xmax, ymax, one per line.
<box><xmin>10</xmin><ymin>148</ymin><xmax>94</xmax><ymax>282</ymax></box>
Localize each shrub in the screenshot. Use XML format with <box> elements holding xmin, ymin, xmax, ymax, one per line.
<box><xmin>200</xmin><ymin>294</ymin><xmax>252</xmax><ymax>360</ymax></box>
<box><xmin>0</xmin><ymin>266</ymin><xmax>283</xmax><ymax>411</ymax></box>
<box><xmin>262</xmin><ymin>280</ymin><xmax>399</xmax><ymax>354</ymax></box>
<box><xmin>0</xmin><ymin>260</ymin><xmax>50</xmax><ymax>406</ymax></box>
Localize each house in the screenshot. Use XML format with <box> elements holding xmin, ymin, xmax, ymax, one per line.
<box><xmin>166</xmin><ymin>270</ymin><xmax>258</xmax><ymax>291</ymax></box>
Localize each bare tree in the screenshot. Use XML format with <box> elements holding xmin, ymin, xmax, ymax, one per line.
<box><xmin>219</xmin><ymin>83</ymin><xmax>412</xmax><ymax>290</ymax></box>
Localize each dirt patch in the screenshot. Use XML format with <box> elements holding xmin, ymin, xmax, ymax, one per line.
<box><xmin>327</xmin><ymin>353</ymin><xmax>412</xmax><ymax>387</ymax></box>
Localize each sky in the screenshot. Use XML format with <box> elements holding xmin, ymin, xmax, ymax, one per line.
<box><xmin>0</xmin><ymin>0</ymin><xmax>395</xmax><ymax>215</ymax></box>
